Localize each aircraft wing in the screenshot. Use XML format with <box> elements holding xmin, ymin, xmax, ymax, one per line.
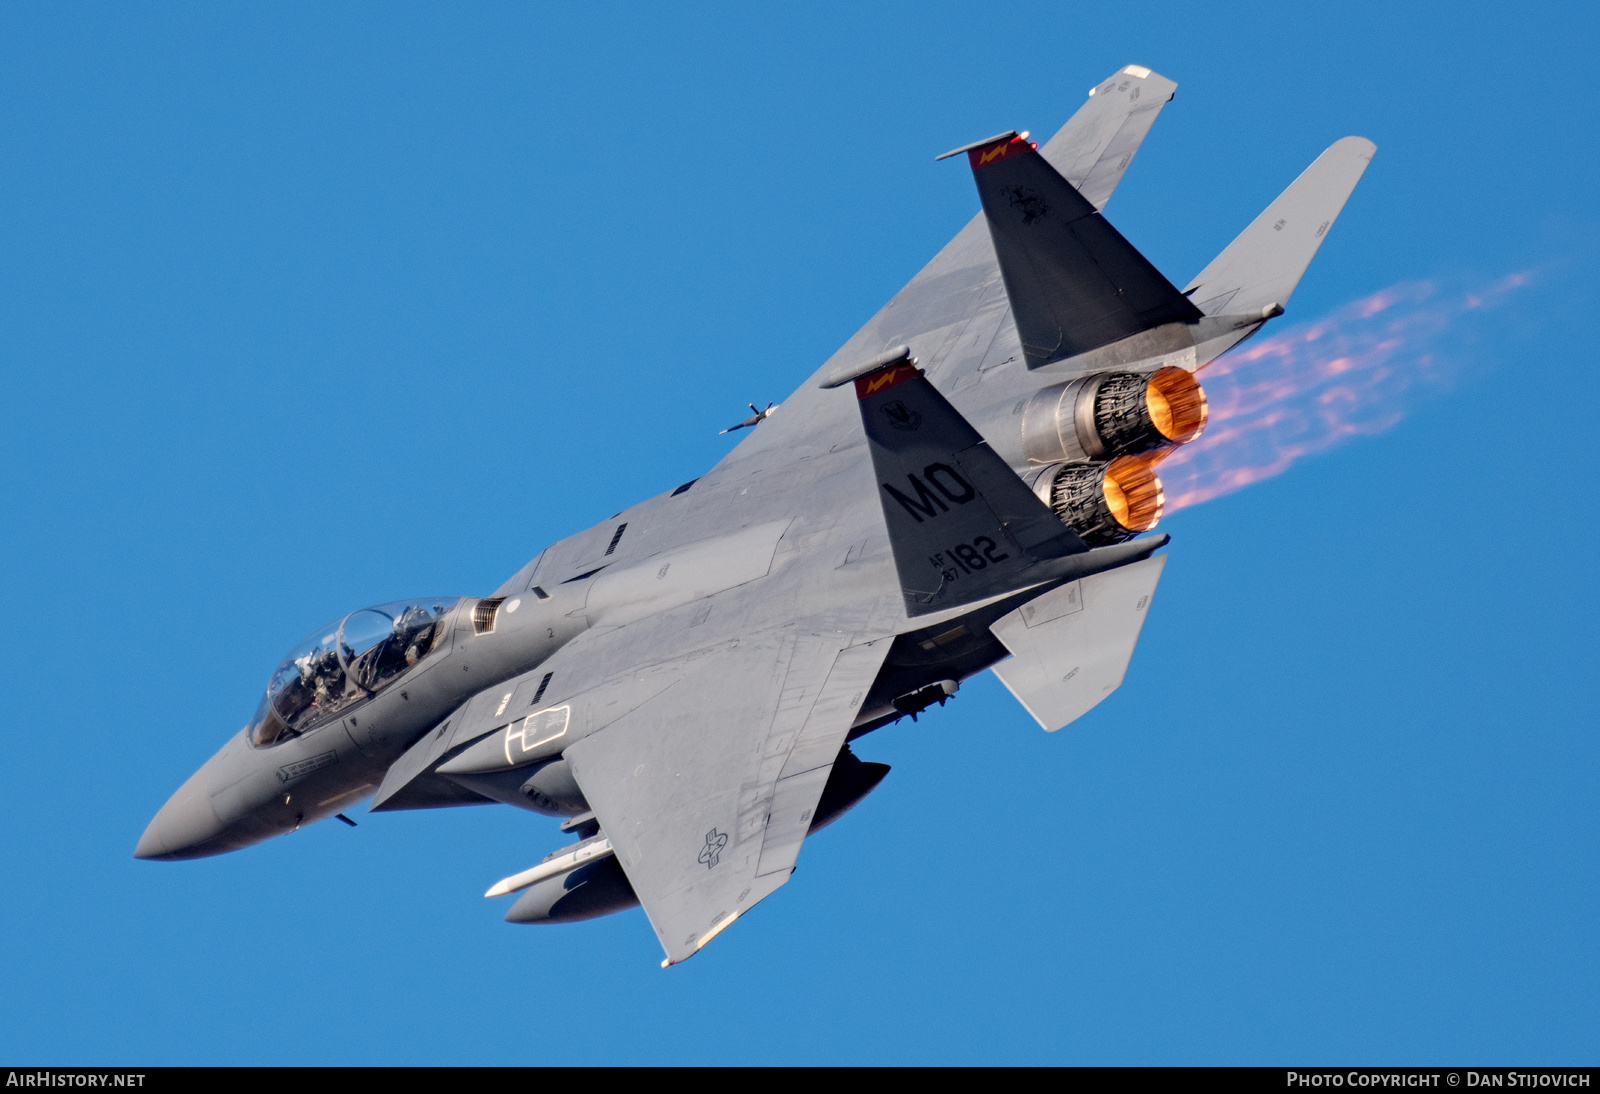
<box><xmin>562</xmin><ymin>623</ymin><xmax>891</xmax><ymax>966</ymax></box>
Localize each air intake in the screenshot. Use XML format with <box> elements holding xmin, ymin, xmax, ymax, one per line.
<box><xmin>473</xmin><ymin>598</ymin><xmax>505</xmax><ymax>634</ymax></box>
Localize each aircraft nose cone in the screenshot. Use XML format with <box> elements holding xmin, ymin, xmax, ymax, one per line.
<box><xmin>134</xmin><ymin>767</ymin><xmax>225</xmax><ymax>860</ymax></box>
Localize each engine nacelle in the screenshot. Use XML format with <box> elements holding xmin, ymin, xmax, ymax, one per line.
<box><xmin>1026</xmin><ymin>456</ymin><xmax>1165</xmax><ymax>547</ymax></box>
<box><xmin>1021</xmin><ymin>365</ymin><xmax>1207</xmax><ymax>465</ymax></box>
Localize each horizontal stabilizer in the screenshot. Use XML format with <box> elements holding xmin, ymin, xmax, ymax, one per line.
<box><xmin>842</xmin><ymin>352</ymin><xmax>1085</xmax><ymax>616</ymax></box>
<box><xmin>1184</xmin><ymin>136</ymin><xmax>1376</xmax><ymax>317</ymax></box>
<box><xmin>990</xmin><ymin>554</ymin><xmax>1166</xmax><ymax>731</ymax></box>
<box><xmin>962</xmin><ymin>133</ymin><xmax>1202</xmax><ymax>368</ymax></box>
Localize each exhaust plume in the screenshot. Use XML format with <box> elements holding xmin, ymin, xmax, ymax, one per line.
<box><xmin>1160</xmin><ymin>273</ymin><xmax>1531</xmax><ymax>513</ymax></box>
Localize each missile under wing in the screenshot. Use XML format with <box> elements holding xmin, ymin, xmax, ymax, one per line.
<box><xmin>137</xmin><ymin>65</ymin><xmax>1374</xmax><ymax>966</ymax></box>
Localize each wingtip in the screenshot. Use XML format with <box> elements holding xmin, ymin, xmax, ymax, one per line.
<box><xmin>1090</xmin><ymin>64</ymin><xmax>1177</xmax><ymax>98</ymax></box>
<box><xmin>1330</xmin><ymin>135</ymin><xmax>1378</xmax><ymax>160</ymax></box>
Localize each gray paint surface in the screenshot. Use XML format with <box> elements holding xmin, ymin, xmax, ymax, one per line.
<box><xmin>136</xmin><ymin>65</ymin><xmax>1374</xmax><ymax>965</ymax></box>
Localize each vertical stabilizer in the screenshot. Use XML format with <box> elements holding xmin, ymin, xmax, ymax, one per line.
<box><xmin>1039</xmin><ymin>65</ymin><xmax>1178</xmax><ymax>212</ymax></box>
<box><xmin>823</xmin><ymin>348</ymin><xmax>1085</xmax><ymax>616</ymax></box>
<box><xmin>1184</xmin><ymin>136</ymin><xmax>1376</xmax><ymax>317</ymax></box>
<box><xmin>954</xmin><ymin>132</ymin><xmax>1202</xmax><ymax>368</ymax></box>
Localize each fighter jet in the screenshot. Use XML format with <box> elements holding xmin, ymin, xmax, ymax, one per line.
<box><xmin>136</xmin><ymin>66</ymin><xmax>1374</xmax><ymax>967</ymax></box>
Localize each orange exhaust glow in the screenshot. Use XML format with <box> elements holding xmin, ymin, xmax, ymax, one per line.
<box><xmin>1156</xmin><ymin>273</ymin><xmax>1531</xmax><ymax>514</ymax></box>
<box><xmin>1146</xmin><ymin>365</ymin><xmax>1208</xmax><ymax>445</ymax></box>
<box><xmin>1104</xmin><ymin>455</ymin><xmax>1164</xmax><ymax>532</ymax></box>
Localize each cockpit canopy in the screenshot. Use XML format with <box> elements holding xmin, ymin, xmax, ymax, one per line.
<box><xmin>247</xmin><ymin>599</ymin><xmax>460</xmax><ymax>747</ymax></box>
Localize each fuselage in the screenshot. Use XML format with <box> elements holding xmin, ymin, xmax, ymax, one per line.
<box><xmin>133</xmin><ymin>496</ymin><xmax>1057</xmax><ymax>862</ymax></box>
<box><xmin>134</xmin><ymin>581</ymin><xmax>590</xmax><ymax>859</ymax></box>
<box><xmin>136</xmin><ymin>124</ymin><xmax>1254</xmax><ymax>863</ymax></box>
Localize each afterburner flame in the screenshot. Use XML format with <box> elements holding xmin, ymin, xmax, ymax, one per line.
<box><xmin>1147</xmin><ymin>365</ymin><xmax>1208</xmax><ymax>444</ymax></box>
<box><xmin>1104</xmin><ymin>454</ymin><xmax>1164</xmax><ymax>532</ymax></box>
<box><xmin>1158</xmin><ymin>273</ymin><xmax>1530</xmax><ymax>513</ymax></box>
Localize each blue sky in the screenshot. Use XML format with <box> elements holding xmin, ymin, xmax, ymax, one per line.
<box><xmin>1</xmin><ymin>1</ymin><xmax>1596</xmax><ymax>1065</ymax></box>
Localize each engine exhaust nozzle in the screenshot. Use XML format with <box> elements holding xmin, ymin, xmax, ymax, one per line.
<box><xmin>1022</xmin><ymin>365</ymin><xmax>1208</xmax><ymax>464</ymax></box>
<box><xmin>1030</xmin><ymin>455</ymin><xmax>1165</xmax><ymax>546</ymax></box>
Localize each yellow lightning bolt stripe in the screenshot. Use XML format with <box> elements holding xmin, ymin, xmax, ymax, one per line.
<box><xmin>976</xmin><ymin>139</ymin><xmax>1016</xmax><ymax>166</ymax></box>
<box><xmin>860</xmin><ymin>366</ymin><xmax>910</xmax><ymax>395</ymax></box>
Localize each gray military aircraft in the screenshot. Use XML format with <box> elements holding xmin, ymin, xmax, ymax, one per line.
<box><xmin>137</xmin><ymin>65</ymin><xmax>1374</xmax><ymax>966</ymax></box>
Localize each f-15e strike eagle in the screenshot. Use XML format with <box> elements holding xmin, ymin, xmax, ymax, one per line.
<box><xmin>137</xmin><ymin>66</ymin><xmax>1373</xmax><ymax>966</ymax></box>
